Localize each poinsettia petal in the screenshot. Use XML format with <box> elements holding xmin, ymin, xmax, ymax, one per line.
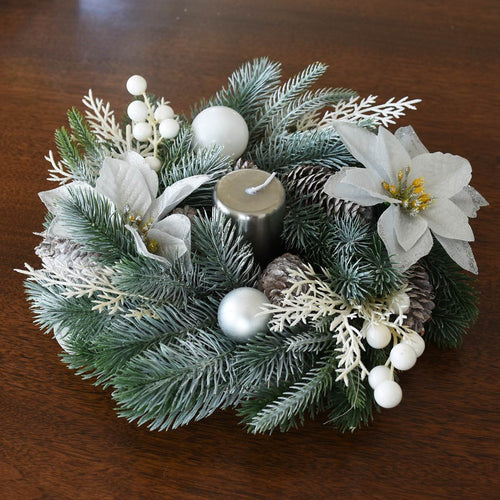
<box><xmin>411</xmin><ymin>152</ymin><xmax>472</xmax><ymax>198</ymax></box>
<box><xmin>126</xmin><ymin>225</ymin><xmax>170</xmax><ymax>264</ymax></box>
<box><xmin>96</xmin><ymin>157</ymin><xmax>153</xmax><ymax>215</ymax></box>
<box><xmin>393</xmin><ymin>208</ymin><xmax>428</xmax><ymax>252</ymax></box>
<box><xmin>450</xmin><ymin>185</ymin><xmax>488</xmax><ymax>218</ymax></box>
<box><xmin>333</xmin><ymin>122</ymin><xmax>386</xmax><ymax>181</ymax></box>
<box><xmin>373</xmin><ymin>127</ymin><xmax>412</xmax><ymax>183</ymax></box>
<box><xmin>395</xmin><ymin>126</ymin><xmax>429</xmax><ymax>158</ymax></box>
<box><xmin>434</xmin><ymin>234</ymin><xmax>478</xmax><ymax>274</ymax></box>
<box><xmin>123</xmin><ymin>151</ymin><xmax>158</xmax><ymax>199</ymax></box>
<box><xmin>341</xmin><ymin>167</ymin><xmax>398</xmax><ymax>203</ymax></box>
<box><xmin>424</xmin><ymin>198</ymin><xmax>474</xmax><ymax>241</ymax></box>
<box><xmin>146</xmin><ymin>175</ymin><xmax>211</xmax><ymax>222</ymax></box>
<box><xmin>323</xmin><ymin>169</ymin><xmax>394</xmax><ymax>206</ymax></box>
<box><xmin>39</xmin><ymin>181</ymin><xmax>87</xmax><ymax>213</ymax></box>
<box><xmin>149</xmin><ymin>214</ymin><xmax>191</xmax><ymax>262</ymax></box>
<box><xmin>378</xmin><ymin>206</ymin><xmax>434</xmax><ymax>270</ymax></box>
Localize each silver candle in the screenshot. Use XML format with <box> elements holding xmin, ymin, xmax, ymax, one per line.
<box><xmin>214</xmin><ymin>169</ymin><xmax>286</xmax><ymax>265</ymax></box>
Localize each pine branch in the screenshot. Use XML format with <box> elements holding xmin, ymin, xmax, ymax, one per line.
<box><xmin>248</xmin><ymin>129</ymin><xmax>354</xmax><ymax>173</ymax></box>
<box><xmin>195</xmin><ymin>57</ymin><xmax>282</xmax><ymax>130</ymax></box>
<box><xmin>422</xmin><ymin>243</ymin><xmax>479</xmax><ymax>347</ymax></box>
<box><xmin>191</xmin><ymin>209</ymin><xmax>260</xmax><ymax>292</ymax></box>
<box><xmin>268</xmin><ymin>87</ymin><xmax>357</xmax><ymax>135</ymax></box>
<box><xmin>67</xmin><ymin>301</ymin><xmax>218</xmax><ymax>385</ymax></box>
<box><xmin>160</xmin><ymin>144</ymin><xmax>231</xmax><ymax>206</ymax></box>
<box><xmin>111</xmin><ymin>255</ymin><xmax>206</xmax><ymax>307</ymax></box>
<box><xmin>241</xmin><ymin>353</ymin><xmax>337</xmax><ymax>434</ymax></box>
<box><xmin>233</xmin><ymin>329</ymin><xmax>316</xmax><ymax>390</ymax></box>
<box><xmin>325</xmin><ymin>376</ymin><xmax>375</xmax><ymax>433</ymax></box>
<box><xmin>56</xmin><ymin>185</ymin><xmax>136</xmax><ymax>263</ymax></box>
<box><xmin>249</xmin><ymin>62</ymin><xmax>328</xmax><ymax>143</ymax></box>
<box><xmin>112</xmin><ymin>329</ymin><xmax>239</xmax><ymax>431</ymax></box>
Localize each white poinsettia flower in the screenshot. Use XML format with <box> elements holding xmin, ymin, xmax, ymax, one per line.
<box><xmin>39</xmin><ymin>151</ymin><xmax>211</xmax><ymax>265</ymax></box>
<box><xmin>324</xmin><ymin>123</ymin><xmax>487</xmax><ymax>273</ymax></box>
<box><xmin>94</xmin><ymin>151</ymin><xmax>211</xmax><ymax>264</ymax></box>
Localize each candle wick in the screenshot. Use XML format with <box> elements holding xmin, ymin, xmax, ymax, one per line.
<box><xmin>245</xmin><ymin>172</ymin><xmax>277</xmax><ymax>195</ymax></box>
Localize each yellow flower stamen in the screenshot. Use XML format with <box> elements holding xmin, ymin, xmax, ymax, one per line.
<box><xmin>147</xmin><ymin>239</ymin><xmax>159</xmax><ymax>253</ymax></box>
<box><xmin>381</xmin><ymin>166</ymin><xmax>433</xmax><ymax>215</ymax></box>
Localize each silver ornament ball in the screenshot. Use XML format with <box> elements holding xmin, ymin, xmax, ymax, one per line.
<box><xmin>192</xmin><ymin>106</ymin><xmax>249</xmax><ymax>161</ymax></box>
<box><xmin>218</xmin><ymin>287</ymin><xmax>271</xmax><ymax>343</ymax></box>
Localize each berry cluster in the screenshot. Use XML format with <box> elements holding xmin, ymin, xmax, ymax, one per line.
<box><xmin>125</xmin><ymin>75</ymin><xmax>180</xmax><ymax>172</ymax></box>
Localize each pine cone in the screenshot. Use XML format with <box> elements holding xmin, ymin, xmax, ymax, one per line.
<box><xmin>35</xmin><ymin>232</ymin><xmax>101</xmax><ymax>269</ymax></box>
<box><xmin>258</xmin><ymin>253</ymin><xmax>309</xmax><ymax>305</ymax></box>
<box><xmin>234</xmin><ymin>159</ymin><xmax>257</xmax><ymax>170</ymax></box>
<box><xmin>172</xmin><ymin>205</ymin><xmax>198</xmax><ymax>221</ymax></box>
<box><xmin>404</xmin><ymin>263</ymin><xmax>435</xmax><ymax>334</ymax></box>
<box><xmin>284</xmin><ymin>164</ymin><xmax>373</xmax><ymax>221</ymax></box>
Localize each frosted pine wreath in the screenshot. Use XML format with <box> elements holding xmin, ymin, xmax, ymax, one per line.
<box><xmin>20</xmin><ymin>58</ymin><xmax>487</xmax><ymax>433</ymax></box>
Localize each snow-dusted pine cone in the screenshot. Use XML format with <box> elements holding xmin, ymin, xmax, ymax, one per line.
<box><xmin>258</xmin><ymin>253</ymin><xmax>309</xmax><ymax>305</ymax></box>
<box><xmin>284</xmin><ymin>164</ymin><xmax>373</xmax><ymax>221</ymax></box>
<box><xmin>172</xmin><ymin>205</ymin><xmax>198</xmax><ymax>221</ymax></box>
<box><xmin>404</xmin><ymin>263</ymin><xmax>435</xmax><ymax>334</ymax></box>
<box><xmin>234</xmin><ymin>159</ymin><xmax>257</xmax><ymax>170</ymax></box>
<box><xmin>35</xmin><ymin>233</ymin><xmax>101</xmax><ymax>269</ymax></box>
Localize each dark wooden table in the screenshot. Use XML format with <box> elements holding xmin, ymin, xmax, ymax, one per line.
<box><xmin>1</xmin><ymin>1</ymin><xmax>499</xmax><ymax>498</ymax></box>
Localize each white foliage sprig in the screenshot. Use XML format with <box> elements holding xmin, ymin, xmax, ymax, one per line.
<box><xmin>264</xmin><ymin>265</ymin><xmax>416</xmax><ymax>385</ymax></box>
<box><xmin>296</xmin><ymin>95</ymin><xmax>421</xmax><ymax>131</ymax></box>
<box><xmin>45</xmin><ymin>150</ymin><xmax>73</xmax><ymax>184</ymax></box>
<box><xmin>82</xmin><ymin>89</ymin><xmax>129</xmax><ymax>154</ymax></box>
<box><xmin>19</xmin><ymin>262</ymin><xmax>154</xmax><ymax>318</ymax></box>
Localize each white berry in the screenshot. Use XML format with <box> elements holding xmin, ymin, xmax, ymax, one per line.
<box><xmin>132</xmin><ymin>122</ymin><xmax>153</xmax><ymax>141</ymax></box>
<box><xmin>402</xmin><ymin>333</ymin><xmax>425</xmax><ymax>358</ymax></box>
<box><xmin>127</xmin><ymin>100</ymin><xmax>149</xmax><ymax>122</ymax></box>
<box><xmin>374</xmin><ymin>380</ymin><xmax>403</xmax><ymax>408</ymax></box>
<box><xmin>368</xmin><ymin>365</ymin><xmax>392</xmax><ymax>389</ymax></box>
<box><xmin>145</xmin><ymin>156</ymin><xmax>162</xmax><ymax>172</ymax></box>
<box><xmin>390</xmin><ymin>343</ymin><xmax>417</xmax><ymax>370</ymax></box>
<box><xmin>159</xmin><ymin>118</ymin><xmax>180</xmax><ymax>139</ymax></box>
<box><xmin>126</xmin><ymin>75</ymin><xmax>147</xmax><ymax>95</ymax></box>
<box><xmin>365</xmin><ymin>323</ymin><xmax>392</xmax><ymax>349</ymax></box>
<box><xmin>154</xmin><ymin>104</ymin><xmax>175</xmax><ymax>121</ymax></box>
<box><xmin>388</xmin><ymin>291</ymin><xmax>410</xmax><ymax>314</ymax></box>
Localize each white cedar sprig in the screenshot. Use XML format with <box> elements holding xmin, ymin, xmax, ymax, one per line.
<box><xmin>82</xmin><ymin>89</ymin><xmax>129</xmax><ymax>153</ymax></box>
<box><xmin>264</xmin><ymin>265</ymin><xmax>417</xmax><ymax>385</ymax></box>
<box><xmin>296</xmin><ymin>95</ymin><xmax>421</xmax><ymax>130</ymax></box>
<box><xmin>45</xmin><ymin>150</ymin><xmax>73</xmax><ymax>184</ymax></box>
<box><xmin>19</xmin><ymin>263</ymin><xmax>155</xmax><ymax>318</ymax></box>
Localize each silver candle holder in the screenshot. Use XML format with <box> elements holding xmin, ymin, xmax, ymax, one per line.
<box><xmin>214</xmin><ymin>169</ymin><xmax>286</xmax><ymax>266</ymax></box>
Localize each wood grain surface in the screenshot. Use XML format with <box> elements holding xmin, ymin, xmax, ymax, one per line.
<box><xmin>1</xmin><ymin>0</ymin><xmax>499</xmax><ymax>498</ymax></box>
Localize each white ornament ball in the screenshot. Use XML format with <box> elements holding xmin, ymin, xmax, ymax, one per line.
<box><xmin>217</xmin><ymin>287</ymin><xmax>271</xmax><ymax>343</ymax></box>
<box><xmin>192</xmin><ymin>106</ymin><xmax>249</xmax><ymax>161</ymax></box>
<box><xmin>132</xmin><ymin>122</ymin><xmax>153</xmax><ymax>141</ymax></box>
<box><xmin>402</xmin><ymin>333</ymin><xmax>425</xmax><ymax>358</ymax></box>
<box><xmin>159</xmin><ymin>118</ymin><xmax>180</xmax><ymax>139</ymax></box>
<box><xmin>365</xmin><ymin>323</ymin><xmax>392</xmax><ymax>349</ymax></box>
<box><xmin>126</xmin><ymin>75</ymin><xmax>147</xmax><ymax>96</ymax></box>
<box><xmin>388</xmin><ymin>290</ymin><xmax>411</xmax><ymax>314</ymax></box>
<box><xmin>145</xmin><ymin>156</ymin><xmax>162</xmax><ymax>172</ymax></box>
<box><xmin>368</xmin><ymin>365</ymin><xmax>392</xmax><ymax>389</ymax></box>
<box><xmin>127</xmin><ymin>100</ymin><xmax>149</xmax><ymax>122</ymax></box>
<box><xmin>374</xmin><ymin>380</ymin><xmax>403</xmax><ymax>409</ymax></box>
<box><xmin>154</xmin><ymin>104</ymin><xmax>175</xmax><ymax>121</ymax></box>
<box><xmin>390</xmin><ymin>343</ymin><xmax>417</xmax><ymax>370</ymax></box>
